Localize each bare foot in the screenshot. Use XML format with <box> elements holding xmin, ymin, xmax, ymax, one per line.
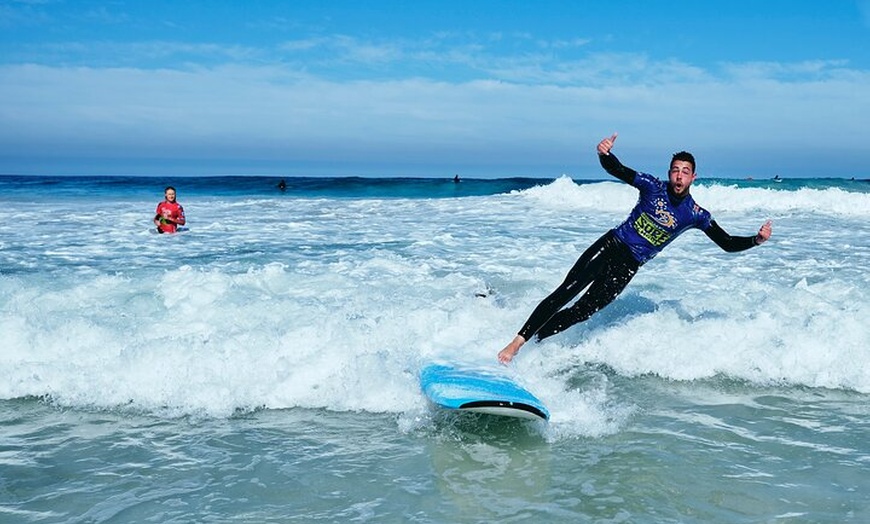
<box><xmin>497</xmin><ymin>335</ymin><xmax>526</xmax><ymax>365</ymax></box>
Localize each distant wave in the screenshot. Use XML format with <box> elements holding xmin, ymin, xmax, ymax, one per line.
<box><xmin>515</xmin><ymin>175</ymin><xmax>870</xmax><ymax>217</ymax></box>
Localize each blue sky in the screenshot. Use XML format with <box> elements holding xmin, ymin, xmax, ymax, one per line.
<box><xmin>1</xmin><ymin>0</ymin><xmax>869</xmax><ymax>178</ymax></box>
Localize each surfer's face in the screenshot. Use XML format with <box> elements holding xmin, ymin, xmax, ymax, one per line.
<box><xmin>668</xmin><ymin>160</ymin><xmax>695</xmax><ymax>196</ymax></box>
<box><xmin>164</xmin><ymin>189</ymin><xmax>177</xmax><ymax>202</ymax></box>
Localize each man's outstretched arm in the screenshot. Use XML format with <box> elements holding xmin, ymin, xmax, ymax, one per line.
<box><xmin>705</xmin><ymin>220</ymin><xmax>772</xmax><ymax>252</ymax></box>
<box><xmin>597</xmin><ymin>133</ymin><xmax>636</xmax><ymax>184</ymax></box>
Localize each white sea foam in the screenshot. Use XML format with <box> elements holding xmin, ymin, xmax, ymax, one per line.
<box><xmin>1</xmin><ymin>177</ymin><xmax>868</xmax><ymax>438</ymax></box>
<box><xmin>520</xmin><ymin>175</ymin><xmax>870</xmax><ymax>218</ymax></box>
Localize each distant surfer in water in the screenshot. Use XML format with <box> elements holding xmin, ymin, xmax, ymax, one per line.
<box><xmin>498</xmin><ymin>133</ymin><xmax>773</xmax><ymax>364</ymax></box>
<box><xmin>154</xmin><ymin>186</ymin><xmax>186</xmax><ymax>234</ymax></box>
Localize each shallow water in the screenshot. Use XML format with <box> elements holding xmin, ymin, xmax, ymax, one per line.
<box><xmin>2</xmin><ymin>174</ymin><xmax>869</xmax><ymax>522</ymax></box>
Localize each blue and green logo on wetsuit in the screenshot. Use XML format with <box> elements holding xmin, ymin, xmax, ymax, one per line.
<box><xmin>633</xmin><ymin>212</ymin><xmax>671</xmax><ymax>247</ymax></box>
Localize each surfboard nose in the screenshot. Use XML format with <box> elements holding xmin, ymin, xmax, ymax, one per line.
<box><xmin>420</xmin><ymin>363</ymin><xmax>549</xmax><ymax>421</ymax></box>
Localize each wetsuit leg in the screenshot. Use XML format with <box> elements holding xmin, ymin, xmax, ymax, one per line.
<box><xmin>534</xmin><ymin>251</ymin><xmax>638</xmax><ymax>340</ymax></box>
<box><xmin>517</xmin><ymin>231</ymin><xmax>639</xmax><ymax>342</ymax></box>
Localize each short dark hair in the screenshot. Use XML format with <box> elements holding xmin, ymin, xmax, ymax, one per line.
<box><xmin>671</xmin><ymin>151</ymin><xmax>695</xmax><ymax>172</ymax></box>
<box><xmin>165</xmin><ymin>186</ymin><xmax>176</xmax><ymax>192</ymax></box>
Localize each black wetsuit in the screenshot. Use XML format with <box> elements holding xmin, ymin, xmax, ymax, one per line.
<box><xmin>518</xmin><ymin>153</ymin><xmax>761</xmax><ymax>342</ymax></box>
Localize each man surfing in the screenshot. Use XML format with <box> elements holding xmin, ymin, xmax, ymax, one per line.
<box><xmin>498</xmin><ymin>133</ymin><xmax>773</xmax><ymax>364</ymax></box>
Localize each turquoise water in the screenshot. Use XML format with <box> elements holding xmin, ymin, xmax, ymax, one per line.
<box><xmin>1</xmin><ymin>174</ymin><xmax>869</xmax><ymax>522</ymax></box>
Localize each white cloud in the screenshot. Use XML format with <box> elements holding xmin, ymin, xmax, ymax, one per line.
<box><xmin>0</xmin><ymin>48</ymin><xmax>868</xmax><ymax>176</ymax></box>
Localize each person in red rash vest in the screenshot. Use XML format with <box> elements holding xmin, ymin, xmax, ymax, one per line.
<box><xmin>154</xmin><ymin>186</ymin><xmax>186</xmax><ymax>234</ymax></box>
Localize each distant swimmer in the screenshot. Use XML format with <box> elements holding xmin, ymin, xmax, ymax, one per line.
<box><xmin>454</xmin><ymin>175</ymin><xmax>461</xmax><ymax>183</ymax></box>
<box><xmin>278</xmin><ymin>179</ymin><xmax>287</xmax><ymax>191</ymax></box>
<box><xmin>154</xmin><ymin>186</ymin><xmax>186</xmax><ymax>234</ymax></box>
<box><xmin>498</xmin><ymin>132</ymin><xmax>773</xmax><ymax>364</ymax></box>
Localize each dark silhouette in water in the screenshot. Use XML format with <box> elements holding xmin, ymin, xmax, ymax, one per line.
<box><xmin>277</xmin><ymin>179</ymin><xmax>287</xmax><ymax>191</ymax></box>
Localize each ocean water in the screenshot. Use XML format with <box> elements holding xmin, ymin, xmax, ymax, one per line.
<box><xmin>1</xmin><ymin>173</ymin><xmax>869</xmax><ymax>523</ymax></box>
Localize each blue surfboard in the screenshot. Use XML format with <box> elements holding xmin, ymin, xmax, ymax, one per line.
<box><xmin>420</xmin><ymin>363</ymin><xmax>549</xmax><ymax>421</ymax></box>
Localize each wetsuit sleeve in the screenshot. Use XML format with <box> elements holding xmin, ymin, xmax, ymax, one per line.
<box><xmin>598</xmin><ymin>153</ymin><xmax>637</xmax><ymax>185</ymax></box>
<box><xmin>703</xmin><ymin>220</ymin><xmax>759</xmax><ymax>252</ymax></box>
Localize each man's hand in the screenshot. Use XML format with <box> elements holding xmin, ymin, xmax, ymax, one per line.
<box><xmin>597</xmin><ymin>132</ymin><xmax>618</xmax><ymax>156</ymax></box>
<box><xmin>755</xmin><ymin>220</ymin><xmax>773</xmax><ymax>244</ymax></box>
<box><xmin>497</xmin><ymin>335</ymin><xmax>526</xmax><ymax>365</ymax></box>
